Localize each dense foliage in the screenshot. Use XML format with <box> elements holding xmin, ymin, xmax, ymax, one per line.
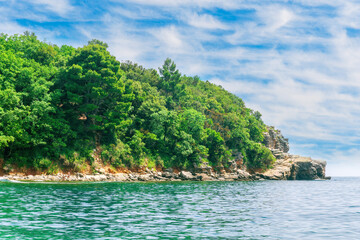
<box><xmin>0</xmin><ymin>33</ymin><xmax>275</xmax><ymax>173</ymax></box>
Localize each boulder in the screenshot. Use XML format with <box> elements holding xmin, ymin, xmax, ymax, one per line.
<box><xmin>128</xmin><ymin>173</ymin><xmax>139</xmax><ymax>181</ymax></box>
<box><xmin>179</xmin><ymin>171</ymin><xmax>196</xmax><ymax>180</ymax></box>
<box><xmin>138</xmin><ymin>174</ymin><xmax>153</xmax><ymax>181</ymax></box>
<box><xmin>162</xmin><ymin>172</ymin><xmax>175</xmax><ymax>178</ymax></box>
<box><xmin>236</xmin><ymin>169</ymin><xmax>252</xmax><ymax>180</ymax></box>
<box><xmin>196</xmin><ymin>173</ymin><xmax>215</xmax><ymax>181</ymax></box>
<box><xmin>95</xmin><ymin>168</ymin><xmax>106</xmax><ymax>174</ymax></box>
<box><xmin>194</xmin><ymin>162</ymin><xmax>213</xmax><ymax>174</ymax></box>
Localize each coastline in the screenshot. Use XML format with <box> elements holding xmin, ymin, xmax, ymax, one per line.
<box><xmin>1</xmin><ymin>171</ymin><xmax>250</xmax><ymax>183</ymax></box>
<box><xmin>1</xmin><ymin>154</ymin><xmax>330</xmax><ymax>182</ymax></box>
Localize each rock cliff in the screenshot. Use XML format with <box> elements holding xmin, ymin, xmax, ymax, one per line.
<box><xmin>261</xmin><ymin>155</ymin><xmax>328</xmax><ymax>180</ymax></box>
<box><xmin>262</xmin><ymin>126</ymin><xmax>329</xmax><ymax>180</ymax></box>
<box><xmin>263</xmin><ymin>126</ymin><xmax>290</xmax><ymax>153</ymax></box>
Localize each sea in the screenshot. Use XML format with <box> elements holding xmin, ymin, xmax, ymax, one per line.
<box><xmin>0</xmin><ymin>177</ymin><xmax>359</xmax><ymax>239</ymax></box>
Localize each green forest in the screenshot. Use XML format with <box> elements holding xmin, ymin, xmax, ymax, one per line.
<box><xmin>0</xmin><ymin>33</ymin><xmax>275</xmax><ymax>174</ymax></box>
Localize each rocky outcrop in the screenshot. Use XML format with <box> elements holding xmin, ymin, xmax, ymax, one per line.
<box><xmin>261</xmin><ymin>126</ymin><xmax>328</xmax><ymax>180</ymax></box>
<box><xmin>289</xmin><ymin>156</ymin><xmax>327</xmax><ymax>180</ymax></box>
<box><xmin>263</xmin><ymin>126</ymin><xmax>290</xmax><ymax>153</ymax></box>
<box><xmin>261</xmin><ymin>155</ymin><xmax>328</xmax><ymax>180</ymax></box>
<box><xmin>179</xmin><ymin>171</ymin><xmax>196</xmax><ymax>180</ymax></box>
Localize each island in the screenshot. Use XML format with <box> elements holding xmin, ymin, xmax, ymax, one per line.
<box><xmin>0</xmin><ymin>33</ymin><xmax>329</xmax><ymax>182</ymax></box>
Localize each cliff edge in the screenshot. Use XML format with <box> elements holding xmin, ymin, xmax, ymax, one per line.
<box><xmin>261</xmin><ymin>127</ymin><xmax>329</xmax><ymax>180</ymax></box>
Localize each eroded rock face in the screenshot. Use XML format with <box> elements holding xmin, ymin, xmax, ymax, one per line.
<box><xmin>289</xmin><ymin>157</ymin><xmax>326</xmax><ymax>180</ymax></box>
<box><xmin>261</xmin><ymin>126</ymin><xmax>328</xmax><ymax>180</ymax></box>
<box><xmin>261</xmin><ymin>158</ymin><xmax>293</xmax><ymax>180</ymax></box>
<box><xmin>236</xmin><ymin>169</ymin><xmax>252</xmax><ymax>180</ymax></box>
<box><xmin>263</xmin><ymin>155</ymin><xmax>327</xmax><ymax>180</ymax></box>
<box><xmin>263</xmin><ymin>127</ymin><xmax>290</xmax><ymax>153</ymax></box>
<box><xmin>193</xmin><ymin>162</ymin><xmax>213</xmax><ymax>174</ymax></box>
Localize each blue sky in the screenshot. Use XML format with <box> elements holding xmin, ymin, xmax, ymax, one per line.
<box><xmin>1</xmin><ymin>0</ymin><xmax>360</xmax><ymax>176</ymax></box>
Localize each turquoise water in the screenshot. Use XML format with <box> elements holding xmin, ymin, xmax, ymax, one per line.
<box><xmin>0</xmin><ymin>178</ymin><xmax>359</xmax><ymax>239</ymax></box>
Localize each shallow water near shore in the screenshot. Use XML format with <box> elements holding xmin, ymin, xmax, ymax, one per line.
<box><xmin>0</xmin><ymin>177</ymin><xmax>359</xmax><ymax>239</ymax></box>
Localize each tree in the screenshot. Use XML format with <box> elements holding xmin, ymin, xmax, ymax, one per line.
<box><xmin>58</xmin><ymin>44</ymin><xmax>132</xmax><ymax>146</ymax></box>
<box><xmin>88</xmin><ymin>39</ymin><xmax>108</xmax><ymax>48</ymax></box>
<box><xmin>245</xmin><ymin>142</ymin><xmax>275</xmax><ymax>170</ymax></box>
<box><xmin>158</xmin><ymin>58</ymin><xmax>181</xmax><ymax>99</ymax></box>
<box><xmin>204</xmin><ymin>128</ymin><xmax>227</xmax><ymax>166</ymax></box>
<box><xmin>0</xmin><ymin>37</ymin><xmax>71</xmax><ymax>164</ymax></box>
<box><xmin>178</xmin><ymin>109</ymin><xmax>206</xmax><ymax>142</ymax></box>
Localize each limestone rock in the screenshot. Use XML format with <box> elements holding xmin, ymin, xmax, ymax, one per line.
<box><xmin>179</xmin><ymin>171</ymin><xmax>196</xmax><ymax>180</ymax></box>
<box><xmin>194</xmin><ymin>162</ymin><xmax>213</xmax><ymax>174</ymax></box>
<box><xmin>138</xmin><ymin>174</ymin><xmax>153</xmax><ymax>181</ymax></box>
<box><xmin>95</xmin><ymin>168</ymin><xmax>106</xmax><ymax>174</ymax></box>
<box><xmin>162</xmin><ymin>172</ymin><xmax>176</xmax><ymax>178</ymax></box>
<box><xmin>196</xmin><ymin>173</ymin><xmax>215</xmax><ymax>181</ymax></box>
<box><xmin>263</xmin><ymin>126</ymin><xmax>290</xmax><ymax>153</ymax></box>
<box><xmin>263</xmin><ymin>155</ymin><xmax>327</xmax><ymax>180</ymax></box>
<box><xmin>236</xmin><ymin>169</ymin><xmax>252</xmax><ymax>180</ymax></box>
<box><xmin>289</xmin><ymin>156</ymin><xmax>327</xmax><ymax>180</ymax></box>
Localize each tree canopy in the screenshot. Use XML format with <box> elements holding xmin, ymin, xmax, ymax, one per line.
<box><xmin>0</xmin><ymin>33</ymin><xmax>275</xmax><ymax>174</ymax></box>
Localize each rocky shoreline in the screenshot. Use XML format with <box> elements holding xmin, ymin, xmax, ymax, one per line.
<box><xmin>1</xmin><ymin>153</ymin><xmax>330</xmax><ymax>182</ymax></box>
<box><xmin>0</xmin><ymin>127</ymin><xmax>330</xmax><ymax>183</ymax></box>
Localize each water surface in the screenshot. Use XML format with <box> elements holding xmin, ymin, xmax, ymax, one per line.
<box><xmin>1</xmin><ymin>178</ymin><xmax>359</xmax><ymax>239</ymax></box>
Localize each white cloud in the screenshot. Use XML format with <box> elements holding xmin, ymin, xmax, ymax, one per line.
<box><xmin>111</xmin><ymin>6</ymin><xmax>165</xmax><ymax>20</ymax></box>
<box><xmin>0</xmin><ymin>21</ymin><xmax>27</xmax><ymax>35</ymax></box>
<box><xmin>76</xmin><ymin>26</ymin><xmax>93</xmax><ymax>40</ymax></box>
<box><xmin>186</xmin><ymin>13</ymin><xmax>228</xmax><ymax>29</ymax></box>
<box><xmin>74</xmin><ymin>18</ymin><xmax>148</xmax><ymax>62</ymax></box>
<box><xmin>29</xmin><ymin>0</ymin><xmax>74</xmax><ymax>16</ymax></box>
<box><xmin>119</xmin><ymin>0</ymin><xmax>242</xmax><ymax>9</ymax></box>
<box><xmin>156</xmin><ymin>25</ymin><xmax>184</xmax><ymax>49</ymax></box>
<box><xmin>257</xmin><ymin>6</ymin><xmax>295</xmax><ymax>32</ymax></box>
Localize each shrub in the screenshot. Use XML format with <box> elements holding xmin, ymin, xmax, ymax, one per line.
<box><xmin>245</xmin><ymin>142</ymin><xmax>275</xmax><ymax>170</ymax></box>
<box><xmin>62</xmin><ymin>152</ymin><xmax>88</xmax><ymax>172</ymax></box>
<box><xmin>34</xmin><ymin>158</ymin><xmax>60</xmax><ymax>174</ymax></box>
<box><xmin>101</xmin><ymin>140</ymin><xmax>132</xmax><ymax>168</ymax></box>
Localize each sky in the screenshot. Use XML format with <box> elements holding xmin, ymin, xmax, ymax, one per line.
<box><xmin>1</xmin><ymin>0</ymin><xmax>359</xmax><ymax>176</ymax></box>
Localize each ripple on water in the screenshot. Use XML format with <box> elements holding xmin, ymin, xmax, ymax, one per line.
<box><xmin>0</xmin><ymin>178</ymin><xmax>360</xmax><ymax>239</ymax></box>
